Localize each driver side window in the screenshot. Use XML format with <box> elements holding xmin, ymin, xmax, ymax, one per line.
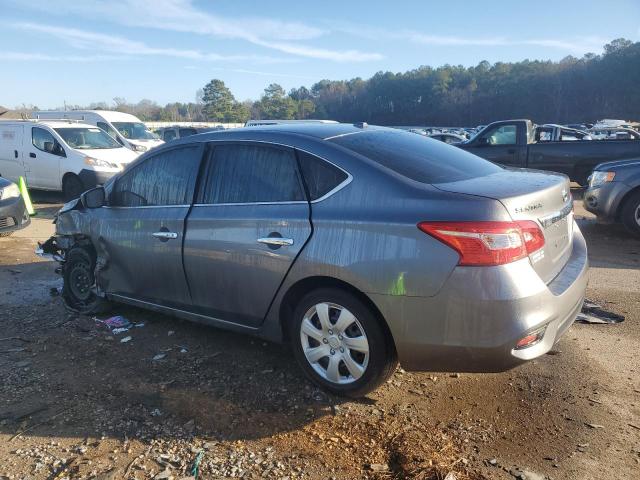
<box><xmin>32</xmin><ymin>127</ymin><xmax>63</xmax><ymax>156</ymax></box>
<box><xmin>480</xmin><ymin>124</ymin><xmax>517</xmax><ymax>145</ymax></box>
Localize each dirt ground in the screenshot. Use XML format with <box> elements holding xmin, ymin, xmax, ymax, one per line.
<box><xmin>0</xmin><ymin>191</ymin><xmax>638</xmax><ymax>480</ymax></box>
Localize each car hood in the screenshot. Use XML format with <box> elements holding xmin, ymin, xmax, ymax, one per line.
<box><xmin>84</xmin><ymin>147</ymin><xmax>138</xmax><ymax>164</ymax></box>
<box><xmin>594</xmin><ymin>157</ymin><xmax>640</xmax><ymax>171</ymax></box>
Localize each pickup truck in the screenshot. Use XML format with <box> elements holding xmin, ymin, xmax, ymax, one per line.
<box><xmin>458</xmin><ymin>119</ymin><xmax>640</xmax><ymax>185</ymax></box>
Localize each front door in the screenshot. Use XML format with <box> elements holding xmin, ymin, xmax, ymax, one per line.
<box><xmin>26</xmin><ymin>126</ymin><xmax>63</xmax><ymax>189</ymax></box>
<box><xmin>183</xmin><ymin>142</ymin><xmax>312</xmax><ymax>327</ymax></box>
<box><xmin>466</xmin><ymin>123</ymin><xmax>522</xmax><ymax>167</ymax></box>
<box><xmin>94</xmin><ymin>144</ymin><xmax>203</xmax><ymax>307</ymax></box>
<box><xmin>0</xmin><ymin>125</ymin><xmax>25</xmax><ymax>182</ymax></box>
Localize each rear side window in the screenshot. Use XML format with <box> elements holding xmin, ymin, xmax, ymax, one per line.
<box><xmin>163</xmin><ymin>130</ymin><xmax>177</xmax><ymax>142</ymax></box>
<box><xmin>197</xmin><ymin>144</ymin><xmax>304</xmax><ymax>204</ymax></box>
<box><xmin>111</xmin><ymin>146</ymin><xmax>201</xmax><ymax>207</ymax></box>
<box><xmin>179</xmin><ymin>128</ymin><xmax>197</xmax><ymax>137</ymax></box>
<box><xmin>297</xmin><ymin>151</ymin><xmax>348</xmax><ymax>200</ymax></box>
<box><xmin>330</xmin><ymin>129</ymin><xmax>501</xmax><ymax>184</ymax></box>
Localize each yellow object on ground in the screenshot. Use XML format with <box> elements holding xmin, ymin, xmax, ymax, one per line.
<box><xmin>18</xmin><ymin>176</ymin><xmax>35</xmax><ymax>216</ymax></box>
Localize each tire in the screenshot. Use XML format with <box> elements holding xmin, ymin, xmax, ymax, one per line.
<box><xmin>62</xmin><ymin>246</ymin><xmax>110</xmax><ymax>314</ymax></box>
<box><xmin>289</xmin><ymin>288</ymin><xmax>397</xmax><ymax>397</ymax></box>
<box><xmin>620</xmin><ymin>191</ymin><xmax>640</xmax><ymax>237</ymax></box>
<box><xmin>62</xmin><ymin>174</ymin><xmax>85</xmax><ymax>202</ymax></box>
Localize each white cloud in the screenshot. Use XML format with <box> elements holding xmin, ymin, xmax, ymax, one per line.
<box><xmin>0</xmin><ymin>51</ymin><xmax>122</xmax><ymax>62</ymax></box>
<box><xmin>15</xmin><ymin>22</ymin><xmax>292</xmax><ymax>63</ymax></box>
<box><xmin>14</xmin><ymin>0</ymin><xmax>382</xmax><ymax>62</ymax></box>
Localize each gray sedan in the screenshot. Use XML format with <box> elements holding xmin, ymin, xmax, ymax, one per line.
<box><xmin>47</xmin><ymin>123</ymin><xmax>588</xmax><ymax>397</ymax></box>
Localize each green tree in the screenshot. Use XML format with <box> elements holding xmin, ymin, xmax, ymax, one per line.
<box><xmin>258</xmin><ymin>83</ymin><xmax>297</xmax><ymax>119</ymax></box>
<box><xmin>202</xmin><ymin>79</ymin><xmax>236</xmax><ymax>122</ymax></box>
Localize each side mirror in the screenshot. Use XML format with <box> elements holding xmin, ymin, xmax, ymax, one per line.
<box><xmin>81</xmin><ymin>186</ymin><xmax>105</xmax><ymax>209</ymax></box>
<box><xmin>44</xmin><ymin>141</ymin><xmax>54</xmax><ymax>153</ymax></box>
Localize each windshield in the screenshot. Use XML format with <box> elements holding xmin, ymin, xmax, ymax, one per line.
<box><xmin>112</xmin><ymin>122</ymin><xmax>159</xmax><ymax>140</ymax></box>
<box><xmin>54</xmin><ymin>127</ymin><xmax>121</xmax><ymax>150</ymax></box>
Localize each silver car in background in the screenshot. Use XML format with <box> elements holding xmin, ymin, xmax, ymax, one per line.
<box><xmin>48</xmin><ymin>123</ymin><xmax>588</xmax><ymax>397</ymax></box>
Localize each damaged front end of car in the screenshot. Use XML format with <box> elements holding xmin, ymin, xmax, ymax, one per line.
<box><xmin>36</xmin><ymin>191</ymin><xmax>111</xmax><ymax>313</ymax></box>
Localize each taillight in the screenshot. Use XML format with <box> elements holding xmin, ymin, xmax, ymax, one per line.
<box><xmin>417</xmin><ymin>221</ymin><xmax>545</xmax><ymax>266</ymax></box>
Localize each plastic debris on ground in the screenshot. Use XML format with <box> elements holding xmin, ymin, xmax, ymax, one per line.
<box><xmin>93</xmin><ymin>315</ymin><xmax>145</xmax><ymax>335</ymax></box>
<box><xmin>576</xmin><ymin>300</ymin><xmax>625</xmax><ymax>324</ymax></box>
<box><xmin>152</xmin><ymin>353</ymin><xmax>167</xmax><ymax>361</ymax></box>
<box><xmin>120</xmin><ymin>336</ymin><xmax>132</xmax><ymax>343</ymax></box>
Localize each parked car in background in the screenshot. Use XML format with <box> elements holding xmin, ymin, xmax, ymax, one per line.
<box><xmin>536</xmin><ymin>124</ymin><xmax>592</xmax><ymax>141</ymax></box>
<box><xmin>156</xmin><ymin>125</ymin><xmax>224</xmax><ymax>142</ymax></box>
<box><xmin>32</xmin><ymin>110</ymin><xmax>164</xmax><ymax>153</ymax></box>
<box><xmin>583</xmin><ymin>158</ymin><xmax>640</xmax><ymax>236</ymax></box>
<box><xmin>0</xmin><ymin>120</ymin><xmax>138</xmax><ymax>200</ymax></box>
<box><xmin>588</xmin><ymin>127</ymin><xmax>640</xmax><ymax>140</ymax></box>
<box><xmin>0</xmin><ymin>177</ymin><xmax>29</xmax><ymax>236</ymax></box>
<box><xmin>459</xmin><ymin>119</ymin><xmax>640</xmax><ymax>185</ymax></box>
<box><xmin>427</xmin><ymin>132</ymin><xmax>466</xmax><ymax>144</ymax></box>
<box><xmin>46</xmin><ymin>123</ymin><xmax>587</xmax><ymax>397</ymax></box>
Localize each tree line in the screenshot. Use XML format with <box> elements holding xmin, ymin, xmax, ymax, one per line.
<box><xmin>53</xmin><ymin>38</ymin><xmax>640</xmax><ymax>126</ymax></box>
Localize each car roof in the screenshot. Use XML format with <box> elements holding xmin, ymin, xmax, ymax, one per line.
<box><xmin>230</xmin><ymin>122</ymin><xmax>379</xmax><ymax>140</ymax></box>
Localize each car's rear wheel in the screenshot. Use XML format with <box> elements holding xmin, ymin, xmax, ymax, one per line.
<box><xmin>62</xmin><ymin>246</ymin><xmax>110</xmax><ymax>314</ymax></box>
<box><xmin>290</xmin><ymin>288</ymin><xmax>397</xmax><ymax>397</ymax></box>
<box><xmin>621</xmin><ymin>190</ymin><xmax>640</xmax><ymax>236</ymax></box>
<box><xmin>62</xmin><ymin>174</ymin><xmax>85</xmax><ymax>202</ymax></box>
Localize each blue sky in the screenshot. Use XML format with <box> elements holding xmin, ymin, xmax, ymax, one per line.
<box><xmin>2</xmin><ymin>0</ymin><xmax>639</xmax><ymax>108</ymax></box>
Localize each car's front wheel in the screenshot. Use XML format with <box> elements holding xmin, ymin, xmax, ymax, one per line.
<box><xmin>62</xmin><ymin>246</ymin><xmax>110</xmax><ymax>314</ymax></box>
<box><xmin>290</xmin><ymin>288</ymin><xmax>397</xmax><ymax>397</ymax></box>
<box><xmin>621</xmin><ymin>190</ymin><xmax>640</xmax><ymax>236</ymax></box>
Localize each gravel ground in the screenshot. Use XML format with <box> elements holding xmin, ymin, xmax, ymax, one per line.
<box><xmin>0</xmin><ymin>191</ymin><xmax>638</xmax><ymax>480</ymax></box>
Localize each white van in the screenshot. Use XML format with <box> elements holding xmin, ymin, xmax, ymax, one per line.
<box><xmin>0</xmin><ymin>120</ymin><xmax>138</xmax><ymax>200</ymax></box>
<box><xmin>32</xmin><ymin>110</ymin><xmax>164</xmax><ymax>154</ymax></box>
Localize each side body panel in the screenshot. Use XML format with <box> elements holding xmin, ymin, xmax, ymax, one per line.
<box><xmin>0</xmin><ymin>124</ymin><xmax>25</xmax><ymax>181</ymax></box>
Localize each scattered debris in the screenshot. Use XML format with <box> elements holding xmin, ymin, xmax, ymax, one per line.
<box><xmin>120</xmin><ymin>336</ymin><xmax>132</xmax><ymax>343</ymax></box>
<box><xmin>576</xmin><ymin>301</ymin><xmax>624</xmax><ymax>324</ymax></box>
<box><xmin>49</xmin><ymin>287</ymin><xmax>60</xmax><ymax>296</ymax></box>
<box><xmin>365</xmin><ymin>463</ymin><xmax>389</xmax><ymax>472</ymax></box>
<box><xmin>153</xmin><ymin>353</ymin><xmax>167</xmax><ymax>361</ymax></box>
<box><xmin>191</xmin><ymin>450</ymin><xmax>204</xmax><ymax>478</ymax></box>
<box><xmin>111</xmin><ymin>327</ymin><xmax>129</xmax><ymax>335</ymax></box>
<box><xmin>585</xmin><ymin>423</ymin><xmax>605</xmax><ymax>429</ymax></box>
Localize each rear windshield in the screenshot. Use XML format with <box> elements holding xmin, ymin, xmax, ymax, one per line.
<box><xmin>330</xmin><ymin>129</ymin><xmax>501</xmax><ymax>183</ymax></box>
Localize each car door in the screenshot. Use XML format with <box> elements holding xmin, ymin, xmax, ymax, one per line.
<box><xmin>183</xmin><ymin>142</ymin><xmax>312</xmax><ymax>327</ymax></box>
<box><xmin>465</xmin><ymin>123</ymin><xmax>523</xmax><ymax>167</ymax></box>
<box><xmin>26</xmin><ymin>126</ymin><xmax>64</xmax><ymax>189</ymax></box>
<box><xmin>94</xmin><ymin>143</ymin><xmax>203</xmax><ymax>307</ymax></box>
<box><xmin>0</xmin><ymin>125</ymin><xmax>26</xmax><ymax>182</ymax></box>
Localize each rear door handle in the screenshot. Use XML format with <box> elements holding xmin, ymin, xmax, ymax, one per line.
<box><xmin>257</xmin><ymin>237</ymin><xmax>294</xmax><ymax>247</ymax></box>
<box><xmin>14</xmin><ymin>150</ymin><xmax>18</xmax><ymax>159</ymax></box>
<box><xmin>152</xmin><ymin>231</ymin><xmax>178</xmax><ymax>240</ymax></box>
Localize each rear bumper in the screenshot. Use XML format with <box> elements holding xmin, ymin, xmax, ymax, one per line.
<box><xmin>371</xmin><ymin>220</ymin><xmax>589</xmax><ymax>372</ymax></box>
<box><xmin>583</xmin><ymin>181</ymin><xmax>630</xmax><ymax>222</ymax></box>
<box><xmin>0</xmin><ymin>195</ymin><xmax>30</xmax><ymax>234</ymax></box>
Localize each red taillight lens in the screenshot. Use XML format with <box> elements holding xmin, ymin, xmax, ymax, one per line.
<box><xmin>418</xmin><ymin>221</ymin><xmax>545</xmax><ymax>266</ymax></box>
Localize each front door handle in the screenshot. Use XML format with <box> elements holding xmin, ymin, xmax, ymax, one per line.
<box><xmin>152</xmin><ymin>231</ymin><xmax>178</xmax><ymax>240</ymax></box>
<box><xmin>29</xmin><ymin>152</ymin><xmax>36</xmax><ymax>158</ymax></box>
<box><xmin>257</xmin><ymin>237</ymin><xmax>294</xmax><ymax>247</ymax></box>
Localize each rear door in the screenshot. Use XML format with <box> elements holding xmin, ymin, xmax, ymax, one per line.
<box><xmin>95</xmin><ymin>144</ymin><xmax>203</xmax><ymax>307</ymax></box>
<box><xmin>0</xmin><ymin>125</ymin><xmax>25</xmax><ymax>181</ymax></box>
<box><xmin>183</xmin><ymin>142</ymin><xmax>311</xmax><ymax>327</ymax></box>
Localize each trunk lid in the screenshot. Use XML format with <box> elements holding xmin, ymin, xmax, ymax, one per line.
<box><xmin>434</xmin><ymin>168</ymin><xmax>573</xmax><ymax>283</ymax></box>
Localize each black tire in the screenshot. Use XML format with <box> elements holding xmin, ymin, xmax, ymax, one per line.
<box><xmin>289</xmin><ymin>288</ymin><xmax>397</xmax><ymax>398</ymax></box>
<box><xmin>62</xmin><ymin>174</ymin><xmax>85</xmax><ymax>202</ymax></box>
<box><xmin>620</xmin><ymin>190</ymin><xmax>640</xmax><ymax>236</ymax></box>
<box><xmin>62</xmin><ymin>246</ymin><xmax>110</xmax><ymax>314</ymax></box>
